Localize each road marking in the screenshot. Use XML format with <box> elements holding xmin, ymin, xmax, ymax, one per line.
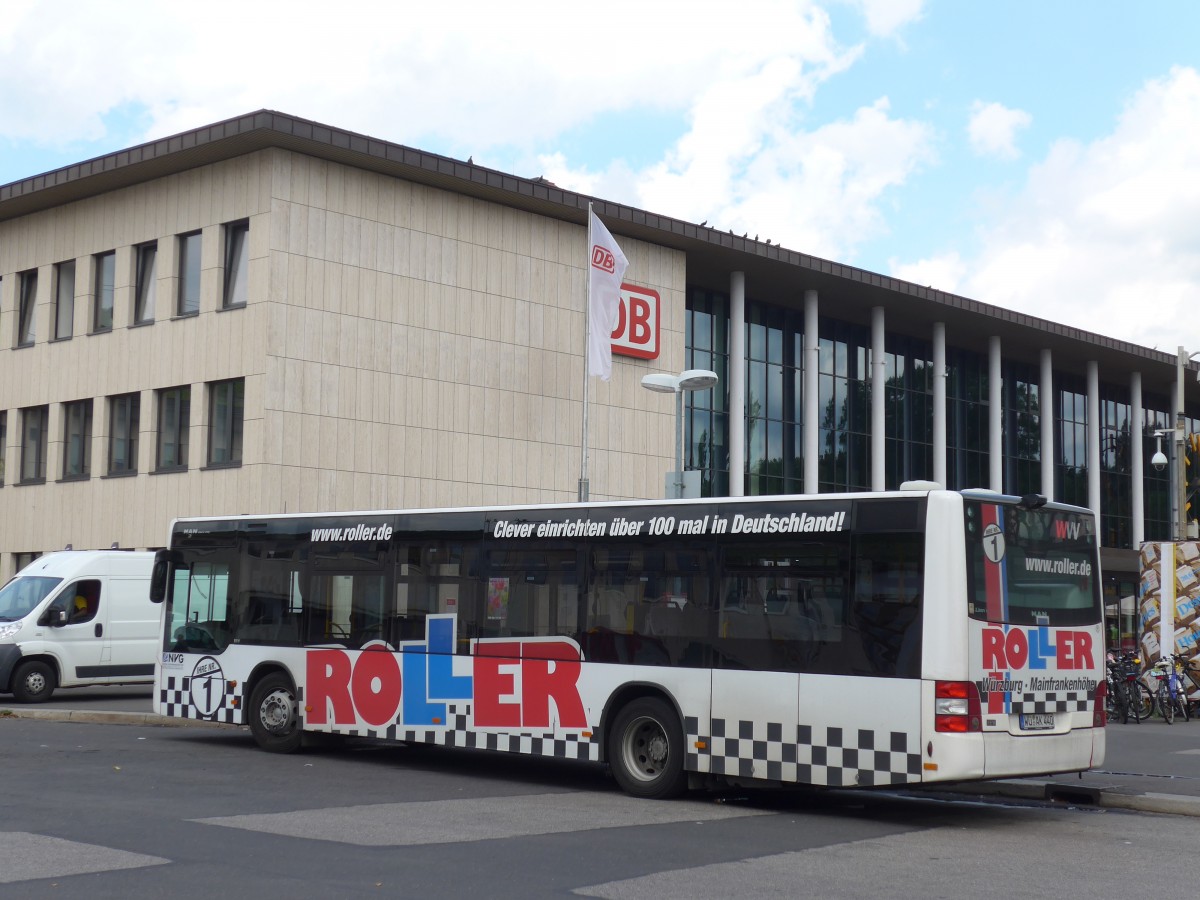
<box><xmin>194</xmin><ymin>791</ymin><xmax>773</xmax><ymax>846</ymax></box>
<box><xmin>0</xmin><ymin>832</ymin><xmax>169</xmax><ymax>884</ymax></box>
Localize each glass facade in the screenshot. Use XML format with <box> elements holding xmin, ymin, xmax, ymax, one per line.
<box><xmin>882</xmin><ymin>334</ymin><xmax>933</xmax><ymax>489</ymax></box>
<box><xmin>683</xmin><ymin>288</ymin><xmax>1198</xmax><ymax>555</ymax></box>
<box><xmin>817</xmin><ymin>319</ymin><xmax>870</xmax><ymax>493</ymax></box>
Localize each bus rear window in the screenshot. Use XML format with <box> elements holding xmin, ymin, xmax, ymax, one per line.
<box><xmin>964</xmin><ymin>500</ymin><xmax>1101</xmax><ymax>627</ymax></box>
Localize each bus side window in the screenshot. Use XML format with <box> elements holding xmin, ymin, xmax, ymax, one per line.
<box><xmin>851</xmin><ymin>534</ymin><xmax>923</xmax><ymax>678</ymax></box>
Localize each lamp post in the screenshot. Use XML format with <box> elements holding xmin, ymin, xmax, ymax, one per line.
<box><xmin>1153</xmin><ymin>427</ymin><xmax>1186</xmax><ymax>541</ymax></box>
<box><xmin>641</xmin><ymin>369</ymin><xmax>719</xmax><ymax>499</ymax></box>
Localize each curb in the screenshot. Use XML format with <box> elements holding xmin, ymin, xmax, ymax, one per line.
<box><xmin>943</xmin><ymin>778</ymin><xmax>1200</xmax><ymax>819</ymax></box>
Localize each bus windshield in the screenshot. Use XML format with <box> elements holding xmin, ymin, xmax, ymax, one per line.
<box><xmin>965</xmin><ymin>499</ymin><xmax>1101</xmax><ymax>628</ymax></box>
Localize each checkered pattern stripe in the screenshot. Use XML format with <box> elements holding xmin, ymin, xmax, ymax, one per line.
<box><xmin>303</xmin><ymin>704</ymin><xmax>600</xmax><ymax>762</ymax></box>
<box><xmin>160</xmin><ymin>674</ymin><xmax>242</xmax><ymax>725</ymax></box>
<box><xmin>1010</xmin><ymin>689</ymin><xmax>1092</xmax><ymax>715</ymax></box>
<box><xmin>691</xmin><ymin>718</ymin><xmax>921</xmax><ymax>787</ymax></box>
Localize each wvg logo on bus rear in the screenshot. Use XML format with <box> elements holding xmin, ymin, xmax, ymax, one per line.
<box><xmin>981</xmin><ymin>626</ymin><xmax>1096</xmax><ymax>671</ymax></box>
<box><xmin>305</xmin><ymin>615</ymin><xmax>588</xmax><ymax>730</ymax></box>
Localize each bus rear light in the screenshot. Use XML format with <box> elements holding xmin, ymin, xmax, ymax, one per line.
<box><xmin>934</xmin><ymin>681</ymin><xmax>982</xmax><ymax>733</ymax></box>
<box><xmin>1093</xmin><ymin>680</ymin><xmax>1106</xmax><ymax>728</ymax></box>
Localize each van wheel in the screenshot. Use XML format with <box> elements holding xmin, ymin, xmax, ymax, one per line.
<box><xmin>608</xmin><ymin>697</ymin><xmax>687</xmax><ymax>799</ymax></box>
<box><xmin>248</xmin><ymin>673</ymin><xmax>302</xmax><ymax>753</ymax></box>
<box><xmin>11</xmin><ymin>660</ymin><xmax>56</xmax><ymax>703</ymax></box>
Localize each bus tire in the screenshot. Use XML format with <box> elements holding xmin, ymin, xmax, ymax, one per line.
<box><xmin>11</xmin><ymin>660</ymin><xmax>55</xmax><ymax>703</ymax></box>
<box><xmin>248</xmin><ymin>672</ymin><xmax>302</xmax><ymax>753</ymax></box>
<box><xmin>608</xmin><ymin>697</ymin><xmax>687</xmax><ymax>800</ymax></box>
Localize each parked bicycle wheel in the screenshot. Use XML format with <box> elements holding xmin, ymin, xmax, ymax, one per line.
<box><xmin>1136</xmin><ymin>682</ymin><xmax>1155</xmax><ymax>719</ymax></box>
<box><xmin>1124</xmin><ymin>681</ymin><xmax>1142</xmax><ymax>724</ymax></box>
<box><xmin>1160</xmin><ymin>683</ymin><xmax>1174</xmax><ymax>724</ymax></box>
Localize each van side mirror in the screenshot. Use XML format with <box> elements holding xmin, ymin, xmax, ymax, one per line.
<box><xmin>149</xmin><ymin>549</ymin><xmax>175</xmax><ymax>603</ymax></box>
<box><xmin>53</xmin><ymin>609</ymin><xmax>68</xmax><ymax>627</ymax></box>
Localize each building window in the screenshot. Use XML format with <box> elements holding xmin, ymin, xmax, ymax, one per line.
<box><xmin>14</xmin><ymin>552</ymin><xmax>41</xmax><ymax>573</ymax></box>
<box><xmin>686</xmin><ymin>289</ymin><xmax>730</xmax><ymax>497</ymax></box>
<box><xmin>108</xmin><ymin>393</ymin><xmax>140</xmax><ymax>475</ymax></box>
<box><xmin>177</xmin><ymin>231</ymin><xmax>201</xmax><ymax>316</ymax></box>
<box><xmin>946</xmin><ymin>348</ymin><xmax>989</xmax><ymax>491</ymax></box>
<box><xmin>745</xmin><ymin>301</ymin><xmax>803</xmax><ymax>496</ymax></box>
<box><xmin>1099</xmin><ymin>387</ymin><xmax>1133</xmax><ymax>549</ymax></box>
<box><xmin>223</xmin><ymin>220</ymin><xmax>249</xmax><ymax>309</ymax></box>
<box><xmin>20</xmin><ymin>405</ymin><xmax>48</xmax><ymax>483</ymax></box>
<box><xmin>1056</xmin><ymin>377</ymin><xmax>1088</xmax><ymax>508</ymax></box>
<box><xmin>16</xmin><ymin>269</ymin><xmax>37</xmax><ymax>347</ymax></box>
<box><xmin>1003</xmin><ymin>362</ymin><xmax>1042</xmax><ymax>495</ymax></box>
<box><xmin>1143</xmin><ymin>401</ymin><xmax>1173</xmax><ymax>542</ymax></box>
<box><xmin>93</xmin><ymin>251</ymin><xmax>115</xmax><ymax>333</ymax></box>
<box><xmin>208</xmin><ymin>378</ymin><xmax>244</xmax><ymax>466</ymax></box>
<box><xmin>62</xmin><ymin>399</ymin><xmax>93</xmax><ymax>479</ymax></box>
<box><xmin>54</xmin><ymin>260</ymin><xmax>76</xmax><ymax>340</ymax></box>
<box><xmin>818</xmin><ymin>318</ymin><xmax>871</xmax><ymax>493</ymax></box>
<box><xmin>883</xmin><ymin>334</ymin><xmax>934</xmax><ymax>489</ymax></box>
<box><xmin>0</xmin><ymin>411</ymin><xmax>6</xmax><ymax>486</ymax></box>
<box><xmin>157</xmin><ymin>386</ymin><xmax>190</xmax><ymax>470</ymax></box>
<box><xmin>134</xmin><ymin>242</ymin><xmax>157</xmax><ymax>325</ymax></box>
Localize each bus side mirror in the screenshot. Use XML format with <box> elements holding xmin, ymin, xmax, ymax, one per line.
<box><xmin>149</xmin><ymin>549</ymin><xmax>175</xmax><ymax>604</ymax></box>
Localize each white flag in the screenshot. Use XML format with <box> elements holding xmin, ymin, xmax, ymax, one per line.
<box><xmin>587</xmin><ymin>208</ymin><xmax>629</xmax><ymax>381</ymax></box>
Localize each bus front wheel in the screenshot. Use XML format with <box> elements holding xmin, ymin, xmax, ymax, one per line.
<box><xmin>249</xmin><ymin>672</ymin><xmax>302</xmax><ymax>753</ymax></box>
<box><xmin>608</xmin><ymin>697</ymin><xmax>687</xmax><ymax>799</ymax></box>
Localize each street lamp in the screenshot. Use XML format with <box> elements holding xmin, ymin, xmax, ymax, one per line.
<box><xmin>641</xmin><ymin>368</ymin><xmax>719</xmax><ymax>499</ymax></box>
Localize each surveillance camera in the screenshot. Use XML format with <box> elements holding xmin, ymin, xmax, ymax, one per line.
<box><xmin>1152</xmin><ymin>450</ymin><xmax>1168</xmax><ymax>471</ymax></box>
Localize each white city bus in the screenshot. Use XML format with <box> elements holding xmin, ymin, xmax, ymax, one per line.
<box><xmin>149</xmin><ymin>485</ymin><xmax>1105</xmax><ymax>798</ymax></box>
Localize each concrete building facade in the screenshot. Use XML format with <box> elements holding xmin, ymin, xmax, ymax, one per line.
<box><xmin>1</xmin><ymin>111</ymin><xmax>1197</xmax><ymax>642</ymax></box>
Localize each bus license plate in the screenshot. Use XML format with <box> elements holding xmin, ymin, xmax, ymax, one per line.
<box><xmin>1019</xmin><ymin>713</ymin><xmax>1055</xmax><ymax>731</ymax></box>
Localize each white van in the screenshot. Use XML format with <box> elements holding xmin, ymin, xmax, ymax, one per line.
<box><xmin>0</xmin><ymin>551</ymin><xmax>158</xmax><ymax>702</ymax></box>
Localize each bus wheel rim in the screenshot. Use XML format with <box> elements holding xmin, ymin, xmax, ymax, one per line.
<box><xmin>621</xmin><ymin>716</ymin><xmax>670</xmax><ymax>782</ymax></box>
<box><xmin>260</xmin><ymin>689</ymin><xmax>295</xmax><ymax>733</ymax></box>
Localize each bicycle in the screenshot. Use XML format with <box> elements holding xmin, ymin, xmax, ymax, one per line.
<box><xmin>1106</xmin><ymin>651</ymin><xmax>1148</xmax><ymax>724</ymax></box>
<box><xmin>1148</xmin><ymin>655</ymin><xmax>1192</xmax><ymax>724</ymax></box>
<box><xmin>1177</xmin><ymin>657</ymin><xmax>1200</xmax><ymax>717</ymax></box>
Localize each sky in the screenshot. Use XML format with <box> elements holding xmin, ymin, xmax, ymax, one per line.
<box><xmin>2</xmin><ymin>0</ymin><xmax>1199</xmax><ymax>354</ymax></box>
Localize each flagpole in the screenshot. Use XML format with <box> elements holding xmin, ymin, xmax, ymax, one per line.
<box><xmin>579</xmin><ymin>202</ymin><xmax>592</xmax><ymax>502</ymax></box>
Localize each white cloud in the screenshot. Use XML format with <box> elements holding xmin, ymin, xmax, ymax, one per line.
<box><xmin>889</xmin><ymin>252</ymin><xmax>967</xmax><ymax>294</ymax></box>
<box><xmin>840</xmin><ymin>0</ymin><xmax>926</xmax><ymax>37</ymax></box>
<box><xmin>923</xmin><ymin>67</ymin><xmax>1200</xmax><ymax>351</ymax></box>
<box><xmin>0</xmin><ymin>0</ymin><xmax>860</xmax><ymax>156</ymax></box>
<box><xmin>967</xmin><ymin>101</ymin><xmax>1032</xmax><ymax>160</ymax></box>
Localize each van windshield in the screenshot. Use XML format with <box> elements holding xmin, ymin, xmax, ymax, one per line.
<box><xmin>0</xmin><ymin>576</ymin><xmax>63</xmax><ymax>621</ymax></box>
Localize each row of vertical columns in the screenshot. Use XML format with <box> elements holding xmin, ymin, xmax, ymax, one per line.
<box><xmin>720</xmin><ymin>275</ymin><xmax>1152</xmax><ymax>550</ymax></box>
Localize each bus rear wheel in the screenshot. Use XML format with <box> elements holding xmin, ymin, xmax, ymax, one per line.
<box><xmin>11</xmin><ymin>660</ymin><xmax>55</xmax><ymax>703</ymax></box>
<box><xmin>608</xmin><ymin>697</ymin><xmax>687</xmax><ymax>799</ymax></box>
<box><xmin>249</xmin><ymin>672</ymin><xmax>302</xmax><ymax>753</ymax></box>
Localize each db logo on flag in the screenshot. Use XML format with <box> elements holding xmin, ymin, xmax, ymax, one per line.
<box><xmin>592</xmin><ymin>245</ymin><xmax>616</xmax><ymax>274</ymax></box>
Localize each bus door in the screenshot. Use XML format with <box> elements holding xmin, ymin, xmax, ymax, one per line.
<box><xmin>710</xmin><ymin>547</ymin><xmax>802</xmax><ymax>784</ymax></box>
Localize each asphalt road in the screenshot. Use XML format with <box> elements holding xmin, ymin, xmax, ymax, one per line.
<box><xmin>2</xmin><ymin>709</ymin><xmax>1197</xmax><ymax>899</ymax></box>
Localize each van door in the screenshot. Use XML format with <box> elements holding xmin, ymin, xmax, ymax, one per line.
<box><xmin>48</xmin><ymin>578</ymin><xmax>108</xmax><ymax>686</ymax></box>
<box><xmin>104</xmin><ymin>576</ymin><xmax>158</xmax><ymax>679</ymax></box>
